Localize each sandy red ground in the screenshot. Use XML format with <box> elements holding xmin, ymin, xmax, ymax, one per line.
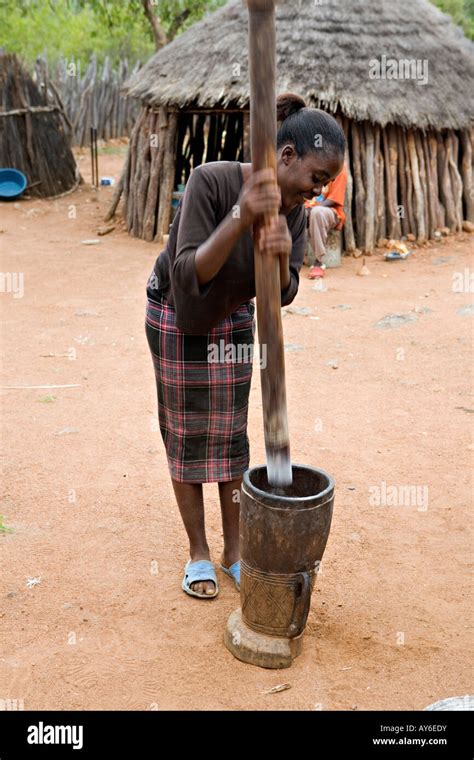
<box><xmin>1</xmin><ymin>146</ymin><xmax>472</xmax><ymax>710</ymax></box>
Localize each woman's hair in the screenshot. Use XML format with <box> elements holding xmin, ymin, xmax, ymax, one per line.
<box><xmin>276</xmin><ymin>92</ymin><xmax>346</xmax><ymax>159</ymax></box>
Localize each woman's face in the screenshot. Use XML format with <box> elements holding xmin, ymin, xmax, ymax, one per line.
<box><xmin>277</xmin><ymin>144</ymin><xmax>344</xmax><ymax>212</ymax></box>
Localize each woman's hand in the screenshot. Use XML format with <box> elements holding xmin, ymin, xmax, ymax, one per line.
<box><xmin>259</xmin><ymin>215</ymin><xmax>292</xmax><ymax>291</ymax></box>
<box><xmin>258</xmin><ymin>215</ymin><xmax>292</xmax><ymax>259</ymax></box>
<box><xmin>237</xmin><ymin>168</ymin><xmax>281</xmax><ymax>229</ymax></box>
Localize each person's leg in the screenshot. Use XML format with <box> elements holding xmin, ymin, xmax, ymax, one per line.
<box><xmin>305</xmin><ymin>235</ymin><xmax>316</xmax><ymax>267</ymax></box>
<box><xmin>308</xmin><ymin>206</ymin><xmax>338</xmax><ymax>265</ymax></box>
<box><xmin>218</xmin><ymin>478</ymin><xmax>242</xmax><ymax>569</ymax></box>
<box><xmin>171</xmin><ymin>479</ymin><xmax>216</xmax><ymax>596</ymax></box>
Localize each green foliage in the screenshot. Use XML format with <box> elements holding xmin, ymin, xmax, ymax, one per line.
<box><xmin>0</xmin><ymin>0</ymin><xmax>226</xmax><ymax>67</ymax></box>
<box><xmin>431</xmin><ymin>0</ymin><xmax>474</xmax><ymax>38</ymax></box>
<box><xmin>0</xmin><ymin>0</ymin><xmax>149</xmax><ymax>65</ymax></box>
<box><xmin>3</xmin><ymin>0</ymin><xmax>470</xmax><ymax>69</ymax></box>
<box><xmin>152</xmin><ymin>0</ymin><xmax>227</xmax><ymax>35</ymax></box>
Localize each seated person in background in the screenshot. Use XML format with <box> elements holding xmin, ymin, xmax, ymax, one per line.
<box><xmin>305</xmin><ymin>163</ymin><xmax>347</xmax><ymax>278</ymax></box>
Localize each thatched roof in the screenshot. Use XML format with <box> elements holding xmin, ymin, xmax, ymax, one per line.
<box><xmin>124</xmin><ymin>0</ymin><xmax>474</xmax><ymax>130</ymax></box>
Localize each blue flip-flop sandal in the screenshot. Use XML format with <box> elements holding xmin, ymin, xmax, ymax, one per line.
<box><xmin>182</xmin><ymin>559</ymin><xmax>219</xmax><ymax>599</ymax></box>
<box><xmin>220</xmin><ymin>560</ymin><xmax>240</xmax><ymax>591</ymax></box>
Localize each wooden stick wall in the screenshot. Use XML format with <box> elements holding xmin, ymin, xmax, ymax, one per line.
<box><xmin>116</xmin><ymin>106</ymin><xmax>244</xmax><ymax>240</ymax></box>
<box><xmin>114</xmin><ymin>107</ymin><xmax>473</xmax><ymax>249</ymax></box>
<box><xmin>339</xmin><ymin>116</ymin><xmax>472</xmax><ymax>251</ymax></box>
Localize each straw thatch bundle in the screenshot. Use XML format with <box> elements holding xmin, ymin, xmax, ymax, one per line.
<box><xmin>125</xmin><ymin>0</ymin><xmax>474</xmax><ymax>129</ymax></box>
<box><xmin>0</xmin><ymin>52</ymin><xmax>79</xmax><ymax>198</ymax></box>
<box><xmin>110</xmin><ymin>0</ymin><xmax>474</xmax><ymax>248</ymax></box>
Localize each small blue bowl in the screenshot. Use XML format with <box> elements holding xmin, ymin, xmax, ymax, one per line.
<box><xmin>0</xmin><ymin>168</ymin><xmax>28</xmax><ymax>200</ymax></box>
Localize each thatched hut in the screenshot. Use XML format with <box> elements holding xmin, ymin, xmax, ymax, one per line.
<box><xmin>0</xmin><ymin>52</ymin><xmax>79</xmax><ymax>198</ymax></box>
<box><xmin>112</xmin><ymin>0</ymin><xmax>474</xmax><ymax>251</ymax></box>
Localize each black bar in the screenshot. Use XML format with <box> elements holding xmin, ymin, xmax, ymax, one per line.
<box><xmin>0</xmin><ymin>710</ymin><xmax>470</xmax><ymax>757</ymax></box>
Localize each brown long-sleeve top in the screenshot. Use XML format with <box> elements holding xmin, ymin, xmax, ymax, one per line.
<box><xmin>146</xmin><ymin>160</ymin><xmax>307</xmax><ymax>335</ymax></box>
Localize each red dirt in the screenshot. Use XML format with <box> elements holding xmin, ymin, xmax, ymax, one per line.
<box><xmin>1</xmin><ymin>146</ymin><xmax>472</xmax><ymax>710</ymax></box>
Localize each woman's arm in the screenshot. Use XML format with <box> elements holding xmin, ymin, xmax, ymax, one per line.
<box><xmin>194</xmin><ymin>213</ymin><xmax>248</xmax><ymax>286</ymax></box>
<box><xmin>195</xmin><ymin>168</ymin><xmax>281</xmax><ymax>286</ymax></box>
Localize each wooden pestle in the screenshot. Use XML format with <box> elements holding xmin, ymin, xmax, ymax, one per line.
<box><xmin>247</xmin><ymin>0</ymin><xmax>292</xmax><ymax>487</ymax></box>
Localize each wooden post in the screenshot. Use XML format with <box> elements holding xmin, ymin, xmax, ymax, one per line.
<box><xmin>126</xmin><ymin>107</ymin><xmax>146</xmax><ymax>234</ymax></box>
<box><xmin>352</xmin><ymin>122</ymin><xmax>366</xmax><ymax>248</ymax></box>
<box><xmin>374</xmin><ymin>125</ymin><xmax>386</xmax><ymax>241</ymax></box>
<box><xmin>341</xmin><ymin>116</ymin><xmax>355</xmax><ymax>252</ymax></box>
<box><xmin>421</xmin><ymin>132</ymin><xmax>436</xmax><ymax>238</ymax></box>
<box><xmin>397</xmin><ymin>127</ymin><xmax>409</xmax><ymax>236</ymax></box>
<box><xmin>374</xmin><ymin>126</ymin><xmax>381</xmax><ymax>241</ymax></box>
<box><xmin>247</xmin><ymin>0</ymin><xmax>292</xmax><ymax>487</ymax></box>
<box><xmin>415</xmin><ymin>131</ymin><xmax>429</xmax><ymax>238</ymax></box>
<box><xmin>132</xmin><ymin>115</ymin><xmax>147</xmax><ymax>236</ymax></box>
<box><xmin>438</xmin><ymin>132</ymin><xmax>457</xmax><ymax>231</ymax></box>
<box><xmin>407</xmin><ymin>129</ymin><xmax>426</xmax><ymax>242</ymax></box>
<box><xmin>403</xmin><ymin>130</ymin><xmax>416</xmax><ymax>235</ymax></box>
<box><xmin>121</xmin><ymin>131</ymin><xmax>132</xmax><ymax>222</ymax></box>
<box><xmin>143</xmin><ymin>108</ymin><xmax>167</xmax><ymax>241</ymax></box>
<box><xmin>135</xmin><ymin>109</ymin><xmax>154</xmax><ymax>238</ymax></box>
<box><xmin>104</xmin><ymin>151</ymin><xmax>128</xmax><ymax>221</ymax></box>
<box><xmin>364</xmin><ymin>122</ymin><xmax>375</xmax><ymax>252</ymax></box>
<box><xmin>460</xmin><ymin>127</ymin><xmax>474</xmax><ymax>222</ymax></box>
<box><xmin>156</xmin><ymin>109</ymin><xmax>178</xmax><ymax>242</ymax></box>
<box><xmin>427</xmin><ymin>132</ymin><xmax>445</xmax><ymax>229</ymax></box>
<box><xmin>448</xmin><ymin>132</ymin><xmax>464</xmax><ymax>231</ymax></box>
<box><xmin>383</xmin><ymin>125</ymin><xmax>401</xmax><ymax>240</ymax></box>
<box><xmin>378</xmin><ymin>140</ymin><xmax>386</xmax><ymax>240</ymax></box>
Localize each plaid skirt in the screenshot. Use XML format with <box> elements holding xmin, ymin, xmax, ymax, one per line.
<box><xmin>145</xmin><ymin>292</ymin><xmax>256</xmax><ymax>483</ymax></box>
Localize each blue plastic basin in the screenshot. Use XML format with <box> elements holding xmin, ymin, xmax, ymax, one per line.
<box><xmin>0</xmin><ymin>168</ymin><xmax>28</xmax><ymax>199</ymax></box>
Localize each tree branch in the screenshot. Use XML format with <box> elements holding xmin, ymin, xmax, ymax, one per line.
<box><xmin>141</xmin><ymin>0</ymin><xmax>168</xmax><ymax>50</ymax></box>
<box><xmin>168</xmin><ymin>8</ymin><xmax>191</xmax><ymax>41</ymax></box>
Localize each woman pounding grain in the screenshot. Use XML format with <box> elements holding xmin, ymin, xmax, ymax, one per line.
<box><xmin>145</xmin><ymin>93</ymin><xmax>345</xmax><ymax>598</ymax></box>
